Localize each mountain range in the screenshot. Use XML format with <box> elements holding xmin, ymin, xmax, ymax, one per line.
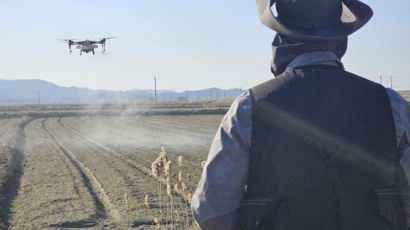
<box><xmin>0</xmin><ymin>79</ymin><xmax>244</xmax><ymax>104</ymax></box>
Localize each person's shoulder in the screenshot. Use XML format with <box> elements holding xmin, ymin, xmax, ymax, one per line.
<box><xmin>228</xmin><ymin>90</ymin><xmax>251</xmax><ymax>115</ymax></box>
<box><xmin>342</xmin><ymin>70</ymin><xmax>409</xmax><ymax>108</ymax></box>
<box><xmin>338</xmin><ymin>69</ymin><xmax>390</xmax><ymax>91</ymax></box>
<box><xmin>385</xmin><ymin>88</ymin><xmax>406</xmax><ymax>100</ymax></box>
<box><xmin>385</xmin><ymin>88</ymin><xmax>409</xmax><ymax>109</ymax></box>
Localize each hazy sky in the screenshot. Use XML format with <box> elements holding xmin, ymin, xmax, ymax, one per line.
<box><xmin>0</xmin><ymin>0</ymin><xmax>409</xmax><ymax>91</ymax></box>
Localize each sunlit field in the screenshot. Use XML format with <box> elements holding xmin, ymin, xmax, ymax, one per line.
<box><xmin>0</xmin><ymin>103</ymin><xmax>226</xmax><ymax>229</ymax></box>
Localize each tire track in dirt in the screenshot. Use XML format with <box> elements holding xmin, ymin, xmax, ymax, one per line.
<box><xmin>61</xmin><ymin>117</ymin><xmax>207</xmax><ymax>191</ymax></box>
<box><xmin>0</xmin><ymin>118</ymin><xmax>33</xmax><ymax>227</ymax></box>
<box><xmin>0</xmin><ymin>120</ymin><xmax>10</xmax><ymax>138</ymax></box>
<box><xmin>56</xmin><ymin>118</ymin><xmax>196</xmax><ymax>228</ymax></box>
<box><xmin>58</xmin><ymin>118</ymin><xmax>177</xmax><ymax>191</ymax></box>
<box><xmin>53</xmin><ymin>118</ymin><xmax>167</xmax><ymax>226</ymax></box>
<box><xmin>9</xmin><ymin>118</ymin><xmax>100</xmax><ymax>228</ymax></box>
<box><xmin>42</xmin><ymin>119</ymin><xmax>122</xmax><ymax>225</ymax></box>
<box><xmin>40</xmin><ymin>119</ymin><xmax>85</xmax><ymax>207</ymax></box>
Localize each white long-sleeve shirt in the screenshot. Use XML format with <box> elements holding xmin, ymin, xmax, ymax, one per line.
<box><xmin>191</xmin><ymin>52</ymin><xmax>410</xmax><ymax>230</ymax></box>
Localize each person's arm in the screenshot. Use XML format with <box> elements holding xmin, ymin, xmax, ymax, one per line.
<box><xmin>191</xmin><ymin>91</ymin><xmax>252</xmax><ymax>230</ymax></box>
<box><xmin>386</xmin><ymin>89</ymin><xmax>410</xmax><ymax>181</ymax></box>
<box><xmin>386</xmin><ymin>89</ymin><xmax>410</xmax><ymax>224</ymax></box>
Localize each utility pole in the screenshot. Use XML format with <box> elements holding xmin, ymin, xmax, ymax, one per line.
<box><xmin>154</xmin><ymin>77</ymin><xmax>157</xmax><ymax>104</ymax></box>
<box><xmin>185</xmin><ymin>89</ymin><xmax>188</xmax><ymax>103</ymax></box>
<box><xmin>38</xmin><ymin>91</ymin><xmax>41</xmax><ymax>105</ymax></box>
<box><xmin>390</xmin><ymin>75</ymin><xmax>393</xmax><ymax>89</ymax></box>
<box><xmin>380</xmin><ymin>75</ymin><xmax>382</xmax><ymax>85</ymax></box>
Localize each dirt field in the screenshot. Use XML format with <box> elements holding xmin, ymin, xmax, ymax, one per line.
<box><xmin>0</xmin><ymin>105</ymin><xmax>224</xmax><ymax>229</ymax></box>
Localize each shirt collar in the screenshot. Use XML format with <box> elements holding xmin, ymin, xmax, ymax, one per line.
<box><xmin>286</xmin><ymin>51</ymin><xmax>344</xmax><ymax>70</ymax></box>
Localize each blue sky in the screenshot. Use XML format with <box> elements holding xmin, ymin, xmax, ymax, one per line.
<box><xmin>0</xmin><ymin>0</ymin><xmax>409</xmax><ymax>91</ymax></box>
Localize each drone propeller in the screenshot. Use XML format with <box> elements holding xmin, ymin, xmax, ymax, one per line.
<box><xmin>58</xmin><ymin>39</ymin><xmax>78</xmax><ymax>54</ymax></box>
<box><xmin>98</xmin><ymin>37</ymin><xmax>117</xmax><ymax>53</ymax></box>
<box><xmin>100</xmin><ymin>37</ymin><xmax>117</xmax><ymax>40</ymax></box>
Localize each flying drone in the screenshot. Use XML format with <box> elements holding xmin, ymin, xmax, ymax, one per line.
<box><xmin>60</xmin><ymin>37</ymin><xmax>116</xmax><ymax>55</ymax></box>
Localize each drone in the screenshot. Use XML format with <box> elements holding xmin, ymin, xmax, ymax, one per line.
<box><xmin>60</xmin><ymin>37</ymin><xmax>116</xmax><ymax>55</ymax></box>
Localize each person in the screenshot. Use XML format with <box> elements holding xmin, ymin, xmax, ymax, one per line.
<box><xmin>191</xmin><ymin>0</ymin><xmax>410</xmax><ymax>229</ymax></box>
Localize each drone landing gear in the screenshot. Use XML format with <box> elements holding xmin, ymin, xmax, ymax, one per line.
<box><xmin>92</xmin><ymin>49</ymin><xmax>95</xmax><ymax>55</ymax></box>
<box><xmin>68</xmin><ymin>42</ymin><xmax>73</xmax><ymax>55</ymax></box>
<box><xmin>80</xmin><ymin>50</ymin><xmax>82</xmax><ymax>56</ymax></box>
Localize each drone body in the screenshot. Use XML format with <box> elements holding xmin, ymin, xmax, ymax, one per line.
<box><xmin>61</xmin><ymin>37</ymin><xmax>116</xmax><ymax>55</ymax></box>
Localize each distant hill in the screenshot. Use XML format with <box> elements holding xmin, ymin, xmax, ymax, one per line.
<box><xmin>0</xmin><ymin>79</ymin><xmax>244</xmax><ymax>104</ymax></box>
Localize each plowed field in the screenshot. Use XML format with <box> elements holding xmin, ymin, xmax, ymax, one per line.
<box><xmin>0</xmin><ymin>111</ymin><xmax>223</xmax><ymax>229</ymax></box>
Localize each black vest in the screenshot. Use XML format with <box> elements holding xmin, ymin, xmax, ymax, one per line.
<box><xmin>239</xmin><ymin>66</ymin><xmax>408</xmax><ymax>230</ymax></box>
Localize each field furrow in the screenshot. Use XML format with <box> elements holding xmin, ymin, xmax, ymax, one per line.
<box><xmin>9</xmin><ymin>119</ymin><xmax>108</xmax><ymax>229</ymax></box>
<box><xmin>56</xmin><ymin>117</ymin><xmax>199</xmax><ymax>228</ymax></box>
<box><xmin>1</xmin><ymin>110</ymin><xmax>223</xmax><ymax>229</ymax></box>
<box><xmin>0</xmin><ymin>117</ymin><xmax>31</xmax><ymax>227</ymax></box>
<box><xmin>46</xmin><ymin>118</ymin><xmax>180</xmax><ymax>228</ymax></box>
<box><xmin>60</xmin><ymin>116</ymin><xmax>216</xmax><ymax>192</ymax></box>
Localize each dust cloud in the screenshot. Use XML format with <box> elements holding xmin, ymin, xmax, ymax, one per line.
<box><xmin>60</xmin><ymin>102</ymin><xmax>221</xmax><ymax>154</ymax></box>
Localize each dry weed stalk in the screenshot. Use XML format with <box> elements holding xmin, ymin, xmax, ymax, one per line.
<box><xmin>160</xmin><ymin>146</ymin><xmax>168</xmax><ymax>167</ymax></box>
<box><xmin>148</xmin><ymin>147</ymin><xmax>197</xmax><ymax>229</ymax></box>
<box><xmin>164</xmin><ymin>160</ymin><xmax>172</xmax><ymax>177</ymax></box>
<box><xmin>166</xmin><ymin>181</ymin><xmax>172</xmax><ymax>197</ymax></box>
<box><xmin>181</xmin><ymin>181</ymin><xmax>187</xmax><ymax>193</ymax></box>
<box><xmin>174</xmin><ymin>183</ymin><xmax>180</xmax><ymax>193</ymax></box>
<box><xmin>178</xmin><ymin>155</ymin><xmax>184</xmax><ymax>167</ymax></box>
<box><xmin>151</xmin><ymin>147</ymin><xmax>169</xmax><ymax>178</ymax></box>
<box><xmin>151</xmin><ymin>160</ymin><xmax>160</xmax><ymax>178</ymax></box>
<box><xmin>186</xmin><ymin>192</ymin><xmax>192</xmax><ymax>205</ymax></box>
<box><xmin>154</xmin><ymin>217</ymin><xmax>160</xmax><ymax>229</ymax></box>
<box><xmin>174</xmin><ymin>210</ymin><xmax>180</xmax><ymax>222</ymax></box>
<box><xmin>145</xmin><ymin>195</ymin><xmax>150</xmax><ymax>208</ymax></box>
<box><xmin>124</xmin><ymin>193</ymin><xmax>128</xmax><ymax>208</ymax></box>
<box><xmin>178</xmin><ymin>171</ymin><xmax>183</xmax><ymax>183</ymax></box>
<box><xmin>201</xmin><ymin>160</ymin><xmax>206</xmax><ymax>168</ymax></box>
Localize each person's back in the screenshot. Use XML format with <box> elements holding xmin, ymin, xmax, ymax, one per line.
<box><xmin>240</xmin><ymin>66</ymin><xmax>408</xmax><ymax>229</ymax></box>
<box><xmin>191</xmin><ymin>0</ymin><xmax>410</xmax><ymax>229</ymax></box>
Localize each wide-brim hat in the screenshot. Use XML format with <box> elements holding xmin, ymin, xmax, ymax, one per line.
<box><xmin>256</xmin><ymin>0</ymin><xmax>373</xmax><ymax>41</ymax></box>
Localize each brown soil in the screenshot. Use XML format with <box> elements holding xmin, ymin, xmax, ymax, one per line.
<box><xmin>0</xmin><ymin>110</ymin><xmax>222</xmax><ymax>229</ymax></box>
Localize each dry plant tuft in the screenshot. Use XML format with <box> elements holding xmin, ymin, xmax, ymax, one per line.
<box><xmin>151</xmin><ymin>160</ymin><xmax>160</xmax><ymax>178</ymax></box>
<box><xmin>181</xmin><ymin>181</ymin><xmax>187</xmax><ymax>193</ymax></box>
<box><xmin>178</xmin><ymin>155</ymin><xmax>184</xmax><ymax>167</ymax></box>
<box><xmin>154</xmin><ymin>217</ymin><xmax>160</xmax><ymax>229</ymax></box>
<box><xmin>174</xmin><ymin>183</ymin><xmax>180</xmax><ymax>193</ymax></box>
<box><xmin>124</xmin><ymin>193</ymin><xmax>128</xmax><ymax>207</ymax></box>
<box><xmin>166</xmin><ymin>181</ymin><xmax>172</xmax><ymax>197</ymax></box>
<box><xmin>186</xmin><ymin>192</ymin><xmax>192</xmax><ymax>205</ymax></box>
<box><xmin>186</xmin><ymin>192</ymin><xmax>192</xmax><ymax>204</ymax></box>
<box><xmin>145</xmin><ymin>194</ymin><xmax>150</xmax><ymax>208</ymax></box>
<box><xmin>178</xmin><ymin>171</ymin><xmax>183</xmax><ymax>183</ymax></box>
<box><xmin>174</xmin><ymin>210</ymin><xmax>180</xmax><ymax>222</ymax></box>
<box><xmin>151</xmin><ymin>147</ymin><xmax>170</xmax><ymax>178</ymax></box>
<box><xmin>159</xmin><ymin>146</ymin><xmax>168</xmax><ymax>167</ymax></box>
<box><xmin>201</xmin><ymin>160</ymin><xmax>206</xmax><ymax>168</ymax></box>
<box><xmin>164</xmin><ymin>160</ymin><xmax>172</xmax><ymax>177</ymax></box>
